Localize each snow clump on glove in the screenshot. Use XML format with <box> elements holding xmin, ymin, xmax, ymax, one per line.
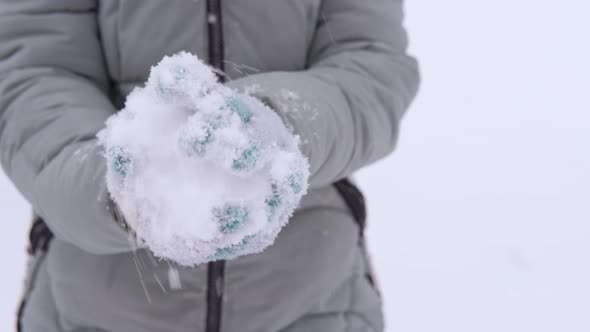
<box><xmin>98</xmin><ymin>52</ymin><xmax>309</xmax><ymax>266</ymax></box>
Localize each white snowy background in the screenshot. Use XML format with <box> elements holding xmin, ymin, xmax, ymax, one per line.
<box><xmin>1</xmin><ymin>1</ymin><xmax>588</xmax><ymax>331</ymax></box>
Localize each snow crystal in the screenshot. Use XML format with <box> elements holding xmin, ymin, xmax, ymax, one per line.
<box><xmin>98</xmin><ymin>52</ymin><xmax>309</xmax><ymax>266</ymax></box>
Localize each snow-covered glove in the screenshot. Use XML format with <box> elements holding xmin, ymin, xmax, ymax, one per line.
<box><xmin>98</xmin><ymin>52</ymin><xmax>309</xmax><ymax>266</ymax></box>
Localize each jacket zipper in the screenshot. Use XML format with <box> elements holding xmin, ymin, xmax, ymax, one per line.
<box><xmin>206</xmin><ymin>260</ymin><xmax>225</xmax><ymax>332</ymax></box>
<box><xmin>207</xmin><ymin>0</ymin><xmax>225</xmax><ymax>75</ymax></box>
<box><xmin>205</xmin><ymin>1</ymin><xmax>226</xmax><ymax>332</ymax></box>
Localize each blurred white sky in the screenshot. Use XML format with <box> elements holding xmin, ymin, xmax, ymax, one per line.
<box><xmin>1</xmin><ymin>1</ymin><xmax>589</xmax><ymax>331</ymax></box>
<box><xmin>359</xmin><ymin>1</ymin><xmax>589</xmax><ymax>331</ymax></box>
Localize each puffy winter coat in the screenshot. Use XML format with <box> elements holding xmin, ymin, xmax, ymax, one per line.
<box><xmin>0</xmin><ymin>0</ymin><xmax>419</xmax><ymax>331</ymax></box>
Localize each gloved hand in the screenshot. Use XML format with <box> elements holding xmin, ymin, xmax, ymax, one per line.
<box><xmin>98</xmin><ymin>52</ymin><xmax>309</xmax><ymax>266</ymax></box>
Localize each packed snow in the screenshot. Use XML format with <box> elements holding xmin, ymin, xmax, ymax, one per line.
<box><xmin>98</xmin><ymin>52</ymin><xmax>309</xmax><ymax>266</ymax></box>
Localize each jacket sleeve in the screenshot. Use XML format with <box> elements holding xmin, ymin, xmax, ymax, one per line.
<box><xmin>0</xmin><ymin>0</ymin><xmax>132</xmax><ymax>254</ymax></box>
<box><xmin>228</xmin><ymin>0</ymin><xmax>420</xmax><ymax>188</ymax></box>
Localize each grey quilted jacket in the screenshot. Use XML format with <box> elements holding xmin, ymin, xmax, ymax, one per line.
<box><xmin>0</xmin><ymin>0</ymin><xmax>419</xmax><ymax>331</ymax></box>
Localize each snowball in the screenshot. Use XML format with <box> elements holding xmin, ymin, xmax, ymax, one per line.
<box><xmin>98</xmin><ymin>52</ymin><xmax>309</xmax><ymax>266</ymax></box>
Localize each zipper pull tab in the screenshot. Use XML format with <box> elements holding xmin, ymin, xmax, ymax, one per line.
<box><xmin>168</xmin><ymin>266</ymin><xmax>182</xmax><ymax>290</ymax></box>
